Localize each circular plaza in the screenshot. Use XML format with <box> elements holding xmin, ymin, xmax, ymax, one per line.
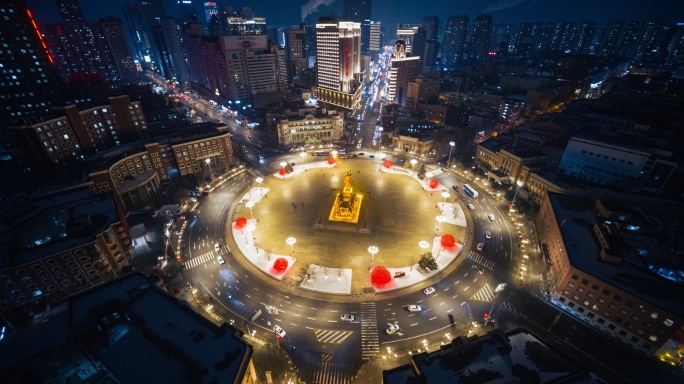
<box><xmin>228</xmin><ymin>157</ymin><xmax>470</xmax><ymax>295</ymax></box>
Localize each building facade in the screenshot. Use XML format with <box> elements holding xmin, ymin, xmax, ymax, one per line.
<box><xmin>276</xmin><ymin>112</ymin><xmax>344</xmax><ymax>146</ymax></box>
<box><xmin>387</xmin><ymin>41</ymin><xmax>419</xmax><ymax>107</ymax></box>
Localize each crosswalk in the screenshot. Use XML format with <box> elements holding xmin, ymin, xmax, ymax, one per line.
<box><xmin>184</xmin><ymin>250</ymin><xmax>221</xmax><ymax>270</ymax></box>
<box><xmin>466</xmin><ymin>250</ymin><xmax>494</xmax><ymax>270</ymax></box>
<box><xmin>470</xmin><ymin>283</ymin><xmax>496</xmax><ymax>302</ymax></box>
<box><xmin>295</xmin><ymin>360</ymin><xmax>355</xmax><ymax>384</ymax></box>
<box><xmin>360</xmin><ymin>302</ymin><xmax>380</xmax><ymax>360</ymax></box>
<box><xmin>313</xmin><ymin>329</ymin><xmax>354</xmax><ymax>344</ymax></box>
<box><xmin>493</xmin><ymin>300</ymin><xmax>521</xmax><ymax>324</ymax></box>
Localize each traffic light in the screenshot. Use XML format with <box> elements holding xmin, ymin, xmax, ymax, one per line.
<box><xmin>277</xmin><ymin>335</ymin><xmax>281</xmax><ymax>340</ymax></box>
<box><xmin>483</xmin><ymin>313</ymin><xmax>489</xmax><ymax>319</ymax></box>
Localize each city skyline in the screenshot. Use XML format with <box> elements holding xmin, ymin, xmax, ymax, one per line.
<box><xmin>27</xmin><ymin>0</ymin><xmax>684</xmax><ymax>27</ymax></box>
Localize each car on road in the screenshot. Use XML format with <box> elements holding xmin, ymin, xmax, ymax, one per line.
<box><xmin>369</xmin><ymin>155</ymin><xmax>375</xmax><ymax>158</ymax></box>
<box><xmin>452</xmin><ymin>185</ymin><xmax>460</xmax><ymax>191</ymax></box>
<box><xmin>485</xmin><ymin>231</ymin><xmax>492</xmax><ymax>239</ymax></box>
<box><xmin>274</xmin><ymin>325</ymin><xmax>286</xmax><ymax>338</ymax></box>
<box><xmin>215</xmin><ymin>243</ymin><xmax>220</xmax><ymax>251</ymax></box>
<box><xmin>467</xmin><ymin>204</ymin><xmax>475</xmax><ymax>210</ymax></box>
<box><xmin>386</xmin><ymin>324</ymin><xmax>400</xmax><ymax>334</ymax></box>
<box><xmin>289</xmin><ymin>162</ymin><xmax>296</xmax><ymax>166</ymax></box>
<box><xmin>488</xmin><ymin>214</ymin><xmax>495</xmax><ymax>221</ymax></box>
<box><xmin>352</xmin><ymin>154</ymin><xmax>358</xmax><ymax>158</ymax></box>
<box><xmin>217</xmin><ymin>256</ymin><xmax>225</xmax><ymax>264</ymax></box>
<box><xmin>358</xmin><ymin>152</ymin><xmax>365</xmax><ymax>156</ymax></box>
<box><xmin>341</xmin><ymin>314</ymin><xmax>355</xmax><ymax>321</ymax></box>
<box><xmin>423</xmin><ymin>287</ymin><xmax>435</xmax><ymax>295</ymax></box>
<box><xmin>477</xmin><ymin>267</ymin><xmax>484</xmax><ymax>275</ymax></box>
<box><xmin>407</xmin><ymin>305</ymin><xmax>422</xmax><ymax>312</ymax></box>
<box><xmin>477</xmin><ymin>243</ymin><xmax>484</xmax><ymax>251</ymax></box>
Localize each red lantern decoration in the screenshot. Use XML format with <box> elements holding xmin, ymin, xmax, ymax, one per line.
<box><xmin>279</xmin><ymin>168</ymin><xmax>287</xmax><ymax>176</ymax></box>
<box><xmin>328</xmin><ymin>157</ymin><xmax>336</xmax><ymax>164</ymax></box>
<box><xmin>383</xmin><ymin>160</ymin><xmax>393</xmax><ymax>168</ymax></box>
<box><xmin>371</xmin><ymin>266</ymin><xmax>392</xmax><ymax>286</ymax></box>
<box><xmin>235</xmin><ymin>216</ymin><xmax>247</xmax><ymax>229</ymax></box>
<box><xmin>273</xmin><ymin>258</ymin><xmax>288</xmax><ymax>271</ymax></box>
<box><xmin>441</xmin><ymin>234</ymin><xmax>456</xmax><ymax>249</ymax></box>
<box><xmin>429</xmin><ymin>179</ymin><xmax>438</xmax><ymax>189</ymax></box>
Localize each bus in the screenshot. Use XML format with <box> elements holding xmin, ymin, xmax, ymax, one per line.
<box><xmin>314</xmin><ymin>151</ymin><xmax>330</xmax><ymax>156</ymax></box>
<box><xmin>463</xmin><ymin>184</ymin><xmax>479</xmax><ymax>198</ymax></box>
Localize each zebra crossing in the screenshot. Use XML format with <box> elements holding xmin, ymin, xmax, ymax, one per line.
<box><xmin>470</xmin><ymin>283</ymin><xmax>496</xmax><ymax>302</ymax></box>
<box><xmin>493</xmin><ymin>300</ymin><xmax>521</xmax><ymax>324</ymax></box>
<box><xmin>466</xmin><ymin>250</ymin><xmax>495</xmax><ymax>270</ymax></box>
<box><xmin>295</xmin><ymin>360</ymin><xmax>355</xmax><ymax>384</ymax></box>
<box><xmin>313</xmin><ymin>329</ymin><xmax>354</xmax><ymax>344</ymax></box>
<box><xmin>360</xmin><ymin>302</ymin><xmax>380</xmax><ymax>360</ymax></box>
<box><xmin>184</xmin><ymin>250</ymin><xmax>221</xmax><ymax>270</ymax></box>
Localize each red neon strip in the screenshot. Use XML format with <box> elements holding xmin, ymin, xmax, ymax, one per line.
<box><xmin>27</xmin><ymin>9</ymin><xmax>54</xmax><ymax>64</ymax></box>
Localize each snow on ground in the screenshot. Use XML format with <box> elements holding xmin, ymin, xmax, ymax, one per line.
<box><xmin>273</xmin><ymin>160</ymin><xmax>336</xmax><ymax>179</ymax></box>
<box><xmin>237</xmin><ymin>187</ymin><xmax>270</xmax><ymax>204</ymax></box>
<box><xmin>380</xmin><ymin>165</ymin><xmax>446</xmax><ymax>191</ymax></box>
<box><xmin>231</xmin><ymin>218</ymin><xmax>296</xmax><ymax>281</ymax></box>
<box><xmin>299</xmin><ymin>264</ymin><xmax>352</xmax><ymax>294</ymax></box>
<box><xmin>438</xmin><ymin>202</ymin><xmax>467</xmax><ymax>227</ymax></box>
<box><xmin>373</xmin><ymin>236</ymin><xmax>464</xmax><ymax>293</ymax></box>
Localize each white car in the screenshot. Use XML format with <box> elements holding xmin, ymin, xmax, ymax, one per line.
<box><xmin>274</xmin><ymin>325</ymin><xmax>286</xmax><ymax>338</ymax></box>
<box><xmin>485</xmin><ymin>231</ymin><xmax>492</xmax><ymax>239</ymax></box>
<box><xmin>423</xmin><ymin>287</ymin><xmax>435</xmax><ymax>295</ymax></box>
<box><xmin>467</xmin><ymin>204</ymin><xmax>475</xmax><ymax>210</ymax></box>
<box><xmin>214</xmin><ymin>243</ymin><xmax>220</xmax><ymax>251</ymax></box>
<box><xmin>341</xmin><ymin>314</ymin><xmax>355</xmax><ymax>321</ymax></box>
<box><xmin>488</xmin><ymin>214</ymin><xmax>495</xmax><ymax>221</ymax></box>
<box><xmin>407</xmin><ymin>305</ymin><xmax>422</xmax><ymax>312</ymax></box>
<box><xmin>386</xmin><ymin>324</ymin><xmax>400</xmax><ymax>334</ymax></box>
<box><xmin>477</xmin><ymin>243</ymin><xmax>483</xmax><ymax>251</ymax></box>
<box><xmin>216</xmin><ymin>256</ymin><xmax>225</xmax><ymax>264</ymax></box>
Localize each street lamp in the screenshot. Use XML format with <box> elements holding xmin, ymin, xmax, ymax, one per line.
<box><xmin>286</xmin><ymin>237</ymin><xmax>296</xmax><ymax>254</ymax></box>
<box><xmin>255</xmin><ymin>177</ymin><xmax>263</xmax><ymax>197</ymax></box>
<box><xmin>368</xmin><ymin>245</ymin><xmax>379</xmax><ymax>270</ymax></box>
<box><xmin>245</xmin><ymin>201</ymin><xmax>255</xmax><ymax>218</ymax></box>
<box><xmin>205</xmin><ymin>158</ymin><xmax>214</xmax><ymax>181</ymax></box>
<box><xmin>447</xmin><ymin>141</ymin><xmax>455</xmax><ymax>167</ymax></box>
<box><xmin>410</xmin><ymin>159</ymin><xmax>417</xmax><ymax>171</ymax></box>
<box><xmin>299</xmin><ymin>151</ymin><xmax>306</xmax><ymax>164</ymax></box>
<box><xmin>484</xmin><ymin>283</ymin><xmax>507</xmax><ymax>326</ymax></box>
<box><xmin>511</xmin><ymin>179</ymin><xmax>524</xmax><ymax>210</ymax></box>
<box><xmin>419</xmin><ymin>241</ymin><xmax>430</xmax><ymax>255</ymax></box>
<box><xmin>331</xmin><ymin>150</ymin><xmax>338</xmax><ymax>157</ymax></box>
<box><xmin>280</xmin><ymin>161</ymin><xmax>287</xmax><ymax>168</ymax></box>
<box><xmin>436</xmin><ymin>215</ymin><xmax>444</xmax><ymax>232</ymax></box>
<box><xmin>441</xmin><ymin>191</ymin><xmax>450</xmax><ymax>208</ymax></box>
<box><xmin>246</xmin><ymin>224</ymin><xmax>256</xmax><ymax>252</ymax></box>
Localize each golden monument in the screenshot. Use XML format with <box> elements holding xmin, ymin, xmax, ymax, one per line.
<box><xmin>329</xmin><ymin>170</ymin><xmax>362</xmax><ymax>223</ymax></box>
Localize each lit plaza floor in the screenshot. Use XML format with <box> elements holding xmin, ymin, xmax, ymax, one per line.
<box><xmin>228</xmin><ymin>158</ymin><xmax>469</xmax><ymax>297</ymax></box>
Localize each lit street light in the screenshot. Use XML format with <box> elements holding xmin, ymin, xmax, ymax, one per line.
<box><xmin>441</xmin><ymin>191</ymin><xmax>450</xmax><ymax>207</ymax></box>
<box><xmin>246</xmin><ymin>224</ymin><xmax>256</xmax><ymax>252</ymax></box>
<box><xmin>410</xmin><ymin>159</ymin><xmax>417</xmax><ymax>169</ymax></box>
<box><xmin>511</xmin><ymin>179</ymin><xmax>524</xmax><ymax>210</ymax></box>
<box><xmin>436</xmin><ymin>215</ymin><xmax>444</xmax><ymax>232</ymax></box>
<box><xmin>286</xmin><ymin>237</ymin><xmax>296</xmax><ymax>254</ymax></box>
<box><xmin>255</xmin><ymin>177</ymin><xmax>263</xmax><ymax>197</ymax></box>
<box><xmin>245</xmin><ymin>201</ymin><xmax>255</xmax><ymax>218</ymax></box>
<box><xmin>205</xmin><ymin>158</ymin><xmax>214</xmax><ymax>181</ymax></box>
<box><xmin>419</xmin><ymin>241</ymin><xmax>430</xmax><ymax>255</ymax></box>
<box><xmin>447</xmin><ymin>141</ymin><xmax>455</xmax><ymax>167</ymax></box>
<box><xmin>299</xmin><ymin>151</ymin><xmax>306</xmax><ymax>163</ymax></box>
<box><xmin>368</xmin><ymin>245</ymin><xmax>379</xmax><ymax>270</ymax></box>
<box><xmin>280</xmin><ymin>161</ymin><xmax>287</xmax><ymax>168</ymax></box>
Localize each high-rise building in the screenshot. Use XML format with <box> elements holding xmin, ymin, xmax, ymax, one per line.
<box><xmin>203</xmin><ymin>1</ymin><xmax>218</xmax><ymax>23</ymax></box>
<box><xmin>369</xmin><ymin>21</ymin><xmax>381</xmax><ymax>52</ymax></box>
<box><xmin>0</xmin><ymin>0</ymin><xmax>64</xmax><ymax>126</ymax></box>
<box><xmin>511</xmin><ymin>22</ymin><xmax>542</xmax><ymax>57</ymax></box>
<box><xmin>633</xmin><ymin>19</ymin><xmax>667</xmax><ymax>60</ymax></box>
<box><xmin>343</xmin><ymin>0</ymin><xmax>371</xmax><ymax>52</ymax></box>
<box><xmin>574</xmin><ymin>21</ymin><xmax>597</xmax><ymax>54</ymax></box>
<box><xmin>285</xmin><ymin>25</ymin><xmax>309</xmax><ymax>83</ymax></box>
<box><xmin>491</xmin><ymin>23</ymin><xmax>515</xmax><ymax>55</ymax></box>
<box><xmin>122</xmin><ymin>4</ymin><xmax>149</xmax><ymax>63</ymax></box>
<box><xmin>616</xmin><ymin>20</ymin><xmax>641</xmax><ymax>57</ymax></box>
<box><xmin>406</xmin><ymin>76</ymin><xmax>440</xmax><ymax>109</ymax></box>
<box><xmin>226</xmin><ymin>14</ymin><xmax>267</xmax><ymax>36</ymax></box>
<box><xmin>315</xmin><ymin>18</ymin><xmax>362</xmax><ymax>110</ymax></box>
<box><xmin>388</xmin><ymin>40</ymin><xmax>419</xmax><ymax>107</ymax></box>
<box><xmin>97</xmin><ymin>17</ymin><xmax>139</xmax><ymax>82</ymax></box>
<box><xmin>161</xmin><ymin>17</ymin><xmax>191</xmax><ymax>82</ymax></box>
<box><xmin>55</xmin><ymin>0</ymin><xmax>85</xmax><ymax>22</ymax></box>
<box><xmin>421</xmin><ymin>16</ymin><xmax>440</xmax><ymax>41</ymax></box>
<box><xmin>469</xmin><ymin>15</ymin><xmax>493</xmax><ymax>63</ymax></box>
<box><xmin>442</xmin><ymin>16</ymin><xmax>469</xmax><ymax>69</ymax></box>
<box><xmin>138</xmin><ymin>0</ymin><xmax>168</xmax><ymax>76</ymax></box>
<box><xmin>597</xmin><ymin>20</ymin><xmax>624</xmax><ymax>57</ymax></box>
<box><xmin>396</xmin><ymin>25</ymin><xmax>419</xmax><ymax>55</ymax></box>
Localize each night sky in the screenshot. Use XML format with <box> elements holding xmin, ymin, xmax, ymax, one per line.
<box><xmin>27</xmin><ymin>0</ymin><xmax>684</xmax><ymax>28</ymax></box>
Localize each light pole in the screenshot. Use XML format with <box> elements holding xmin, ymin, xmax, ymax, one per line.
<box><xmin>368</xmin><ymin>245</ymin><xmax>378</xmax><ymax>270</ymax></box>
<box><xmin>286</xmin><ymin>237</ymin><xmax>296</xmax><ymax>254</ymax></box>
<box><xmin>245</xmin><ymin>201</ymin><xmax>254</xmax><ymax>218</ymax></box>
<box><xmin>255</xmin><ymin>177</ymin><xmax>263</xmax><ymax>197</ymax></box>
<box><xmin>436</xmin><ymin>215</ymin><xmax>444</xmax><ymax>232</ymax></box>
<box><xmin>511</xmin><ymin>179</ymin><xmax>524</xmax><ymax>210</ymax></box>
<box><xmin>246</xmin><ymin>224</ymin><xmax>256</xmax><ymax>252</ymax></box>
<box><xmin>419</xmin><ymin>241</ymin><xmax>429</xmax><ymax>256</ymax></box>
<box><xmin>410</xmin><ymin>159</ymin><xmax>417</xmax><ymax>170</ymax></box>
<box><xmin>377</xmin><ymin>127</ymin><xmax>383</xmax><ymax>150</ymax></box>
<box><xmin>441</xmin><ymin>191</ymin><xmax>450</xmax><ymax>208</ymax></box>
<box><xmin>299</xmin><ymin>151</ymin><xmax>306</xmax><ymax>164</ymax></box>
<box><xmin>447</xmin><ymin>141</ymin><xmax>455</xmax><ymax>167</ymax></box>
<box><xmin>205</xmin><ymin>158</ymin><xmax>214</xmax><ymax>182</ymax></box>
<box><xmin>280</xmin><ymin>161</ymin><xmax>287</xmax><ymax>168</ymax></box>
<box><xmin>484</xmin><ymin>283</ymin><xmax>507</xmax><ymax>327</ymax></box>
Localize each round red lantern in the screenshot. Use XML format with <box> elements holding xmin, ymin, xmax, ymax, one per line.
<box><xmin>328</xmin><ymin>157</ymin><xmax>336</xmax><ymax>164</ymax></box>
<box><xmin>273</xmin><ymin>258</ymin><xmax>288</xmax><ymax>271</ymax></box>
<box><xmin>235</xmin><ymin>216</ymin><xmax>247</xmax><ymax>229</ymax></box>
<box><xmin>383</xmin><ymin>160</ymin><xmax>393</xmax><ymax>168</ymax></box>
<box><xmin>441</xmin><ymin>234</ymin><xmax>456</xmax><ymax>249</ymax></box>
<box><xmin>279</xmin><ymin>168</ymin><xmax>287</xmax><ymax>176</ymax></box>
<box><xmin>429</xmin><ymin>179</ymin><xmax>438</xmax><ymax>189</ymax></box>
<box><xmin>371</xmin><ymin>266</ymin><xmax>391</xmax><ymax>286</ymax></box>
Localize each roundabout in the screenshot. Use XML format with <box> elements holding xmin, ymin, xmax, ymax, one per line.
<box><xmin>227</xmin><ymin>157</ymin><xmax>471</xmax><ymax>297</ymax></box>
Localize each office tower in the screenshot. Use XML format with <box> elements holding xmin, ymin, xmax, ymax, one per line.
<box><xmin>597</xmin><ymin>20</ymin><xmax>623</xmax><ymax>57</ymax></box>
<box><xmin>285</xmin><ymin>25</ymin><xmax>309</xmax><ymax>83</ymax></box>
<box><xmin>664</xmin><ymin>23</ymin><xmax>684</xmax><ymax>65</ymax></box>
<box><xmin>55</xmin><ymin>0</ymin><xmax>85</xmax><ymax>22</ymax></box>
<box><xmin>203</xmin><ymin>2</ymin><xmax>218</xmax><ymax>23</ymax></box>
<box><xmin>633</xmin><ymin>19</ymin><xmax>667</xmax><ymax>60</ymax></box>
<box><xmin>162</xmin><ymin>18</ymin><xmax>191</xmax><ymax>82</ymax></box>
<box><xmin>396</xmin><ymin>25</ymin><xmax>419</xmax><ymax>55</ymax></box>
<box><xmin>138</xmin><ymin>0</ymin><xmax>168</xmax><ymax>76</ymax></box>
<box><xmin>574</xmin><ymin>21</ymin><xmax>597</xmax><ymax>54</ymax></box>
<box><xmin>343</xmin><ymin>0</ymin><xmax>371</xmax><ymax>52</ymax></box>
<box><xmin>511</xmin><ymin>21</ymin><xmax>542</xmax><ymax>57</ymax></box>
<box><xmin>0</xmin><ymin>0</ymin><xmax>64</xmax><ymax>126</ymax></box>
<box><xmin>421</xmin><ymin>16</ymin><xmax>440</xmax><ymax>41</ymax></box>
<box><xmin>420</xmin><ymin>17</ymin><xmax>439</xmax><ymax>72</ymax></box>
<box><xmin>442</xmin><ymin>16</ymin><xmax>469</xmax><ymax>69</ymax></box>
<box><xmin>616</xmin><ymin>20</ymin><xmax>641</xmax><ymax>57</ymax></box>
<box><xmin>541</xmin><ymin>21</ymin><xmax>575</xmax><ymax>54</ymax></box>
<box><xmin>181</xmin><ymin>19</ymin><xmax>204</xmax><ymax>83</ymax></box>
<box><xmin>177</xmin><ymin>0</ymin><xmax>196</xmax><ymax>20</ymax></box>
<box><xmin>491</xmin><ymin>23</ymin><xmax>514</xmax><ymax>55</ymax></box>
<box><xmin>387</xmin><ymin>40</ymin><xmax>419</xmax><ymax>107</ymax></box>
<box><xmin>97</xmin><ymin>17</ymin><xmax>139</xmax><ymax>82</ymax></box>
<box><xmin>226</xmin><ymin>15</ymin><xmax>267</xmax><ymax>36</ymax></box>
<box><xmin>315</xmin><ymin>18</ymin><xmax>362</xmax><ymax>110</ymax></box>
<box><xmin>369</xmin><ymin>21</ymin><xmax>381</xmax><ymax>52</ymax></box>
<box><xmin>470</xmin><ymin>15</ymin><xmax>493</xmax><ymax>63</ymax></box>
<box><xmin>122</xmin><ymin>4</ymin><xmax>149</xmax><ymax>63</ymax></box>
<box><xmin>406</xmin><ymin>77</ymin><xmax>440</xmax><ymax>109</ymax></box>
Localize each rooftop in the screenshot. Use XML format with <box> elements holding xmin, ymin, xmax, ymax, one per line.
<box><xmin>548</xmin><ymin>193</ymin><xmax>684</xmax><ymax>317</ymax></box>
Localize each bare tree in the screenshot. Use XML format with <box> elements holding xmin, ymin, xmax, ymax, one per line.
<box><xmin>262</xmin><ymin>251</ymin><xmax>272</xmax><ymax>262</ymax></box>
<box><xmin>337</xmin><ymin>268</ymin><xmax>344</xmax><ymax>280</ymax></box>
<box><xmin>297</xmin><ymin>265</ymin><xmax>317</xmax><ymax>283</ymax></box>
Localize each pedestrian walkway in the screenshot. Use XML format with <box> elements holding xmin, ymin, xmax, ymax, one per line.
<box><xmin>493</xmin><ymin>300</ymin><xmax>521</xmax><ymax>324</ymax></box>
<box><xmin>466</xmin><ymin>250</ymin><xmax>494</xmax><ymax>270</ymax></box>
<box><xmin>184</xmin><ymin>250</ymin><xmax>220</xmax><ymax>269</ymax></box>
<box><xmin>360</xmin><ymin>302</ymin><xmax>380</xmax><ymax>360</ymax></box>
<box><xmin>295</xmin><ymin>359</ymin><xmax>355</xmax><ymax>384</ymax></box>
<box><xmin>470</xmin><ymin>283</ymin><xmax>496</xmax><ymax>302</ymax></box>
<box><xmin>313</xmin><ymin>329</ymin><xmax>354</xmax><ymax>344</ymax></box>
